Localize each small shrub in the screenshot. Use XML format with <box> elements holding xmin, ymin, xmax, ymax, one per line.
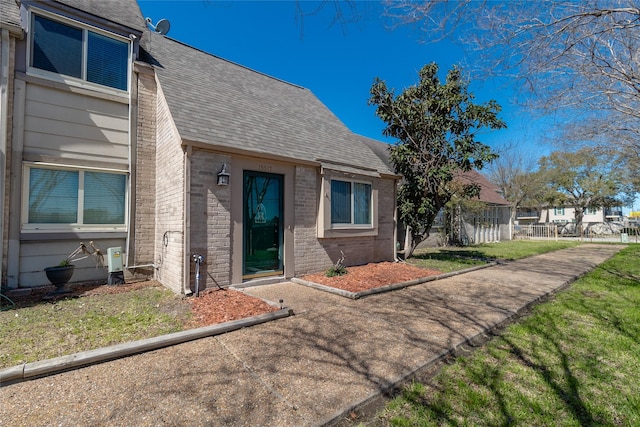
<box><xmin>326</xmin><ymin>251</ymin><xmax>348</xmax><ymax>277</ymax></box>
<box><xmin>326</xmin><ymin>264</ymin><xmax>348</xmax><ymax>277</ymax></box>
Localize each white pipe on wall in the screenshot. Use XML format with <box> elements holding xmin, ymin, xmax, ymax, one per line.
<box><xmin>0</xmin><ymin>28</ymin><xmax>10</xmax><ymax>282</ymax></box>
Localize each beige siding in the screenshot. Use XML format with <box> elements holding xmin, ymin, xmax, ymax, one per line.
<box><xmin>154</xmin><ymin>85</ymin><xmax>185</xmax><ymax>294</ymax></box>
<box><xmin>18</xmin><ymin>238</ymin><xmax>124</xmax><ymax>288</ymax></box>
<box><xmin>23</xmin><ymin>84</ymin><xmax>129</xmax><ymax>165</ymax></box>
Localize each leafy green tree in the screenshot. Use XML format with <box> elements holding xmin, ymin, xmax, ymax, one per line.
<box><xmin>369</xmin><ymin>62</ymin><xmax>505</xmax><ymax>257</ymax></box>
<box><xmin>538</xmin><ymin>149</ymin><xmax>625</xmax><ymax>233</ymax></box>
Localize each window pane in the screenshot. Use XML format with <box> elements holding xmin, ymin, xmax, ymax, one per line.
<box><xmin>84</xmin><ymin>172</ymin><xmax>126</xmax><ymax>224</ymax></box>
<box><xmin>32</xmin><ymin>15</ymin><xmax>82</xmax><ymax>78</ymax></box>
<box><xmin>29</xmin><ymin>169</ymin><xmax>78</xmax><ymax>223</ymax></box>
<box><xmin>354</xmin><ymin>183</ymin><xmax>371</xmax><ymax>224</ymax></box>
<box><xmin>87</xmin><ymin>32</ymin><xmax>129</xmax><ymax>90</ymax></box>
<box><xmin>331</xmin><ymin>180</ymin><xmax>351</xmax><ymax>224</ymax></box>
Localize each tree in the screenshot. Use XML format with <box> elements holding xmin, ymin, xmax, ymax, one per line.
<box><xmin>485</xmin><ymin>143</ymin><xmax>548</xmax><ymax>224</ymax></box>
<box><xmin>538</xmin><ymin>148</ymin><xmax>625</xmax><ymax>233</ymax></box>
<box><xmin>369</xmin><ymin>62</ymin><xmax>505</xmax><ymax>257</ymax></box>
<box><xmin>384</xmin><ymin>1</ymin><xmax>640</xmax><ymax>172</ymax></box>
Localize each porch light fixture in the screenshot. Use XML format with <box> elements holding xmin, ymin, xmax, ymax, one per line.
<box><xmin>217</xmin><ymin>163</ymin><xmax>230</xmax><ymax>186</ymax></box>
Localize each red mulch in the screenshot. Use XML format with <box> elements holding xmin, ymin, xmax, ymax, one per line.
<box><xmin>187</xmin><ymin>288</ymin><xmax>279</xmax><ymax>327</ymax></box>
<box><xmin>301</xmin><ymin>261</ymin><xmax>442</xmax><ymax>293</ymax></box>
<box><xmin>3</xmin><ymin>262</ymin><xmax>440</xmax><ymax>328</ymax></box>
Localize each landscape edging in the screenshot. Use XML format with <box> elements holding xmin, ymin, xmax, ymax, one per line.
<box><xmin>0</xmin><ymin>308</ymin><xmax>292</xmax><ymax>386</ymax></box>
<box><xmin>292</xmin><ymin>262</ymin><xmax>496</xmax><ymax>299</ymax></box>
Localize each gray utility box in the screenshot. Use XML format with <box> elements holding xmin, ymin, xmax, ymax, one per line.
<box><xmin>107</xmin><ymin>247</ymin><xmax>125</xmax><ymax>285</ymax></box>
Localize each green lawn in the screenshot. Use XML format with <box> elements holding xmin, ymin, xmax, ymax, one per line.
<box><xmin>380</xmin><ymin>244</ymin><xmax>640</xmax><ymax>426</ymax></box>
<box><xmin>408</xmin><ymin>240</ymin><xmax>582</xmax><ymax>272</ymax></box>
<box><xmin>0</xmin><ymin>285</ymin><xmax>189</xmax><ymax>369</ymax></box>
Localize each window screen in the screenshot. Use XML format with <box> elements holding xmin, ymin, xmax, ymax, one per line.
<box><xmin>28</xmin><ymin>169</ymin><xmax>79</xmax><ymax>223</ymax></box>
<box><xmin>32</xmin><ymin>15</ymin><xmax>82</xmax><ymax>78</ymax></box>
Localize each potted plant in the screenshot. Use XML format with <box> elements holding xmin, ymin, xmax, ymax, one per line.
<box><xmin>44</xmin><ymin>242</ymin><xmax>105</xmax><ymax>294</ymax></box>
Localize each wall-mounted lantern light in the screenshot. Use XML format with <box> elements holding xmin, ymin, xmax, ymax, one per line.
<box><xmin>217</xmin><ymin>163</ymin><xmax>230</xmax><ymax>186</ymax></box>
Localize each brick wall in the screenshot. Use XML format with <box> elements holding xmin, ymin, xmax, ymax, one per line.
<box><xmin>189</xmin><ymin>150</ymin><xmax>231</xmax><ymax>290</ymax></box>
<box><xmin>293</xmin><ymin>166</ymin><xmax>396</xmax><ymax>276</ymax></box>
<box><xmin>132</xmin><ymin>67</ymin><xmax>157</xmax><ymax>271</ymax></box>
<box><xmin>154</xmin><ymin>85</ymin><xmax>185</xmax><ymax>294</ymax></box>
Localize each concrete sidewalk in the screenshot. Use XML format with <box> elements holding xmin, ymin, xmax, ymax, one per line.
<box><xmin>0</xmin><ymin>244</ymin><xmax>622</xmax><ymax>426</ymax></box>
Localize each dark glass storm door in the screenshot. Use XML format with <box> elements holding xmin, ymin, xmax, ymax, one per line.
<box><xmin>243</xmin><ymin>171</ymin><xmax>284</xmax><ymax>279</ymax></box>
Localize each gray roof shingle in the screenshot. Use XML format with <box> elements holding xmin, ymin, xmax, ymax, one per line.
<box><xmin>145</xmin><ymin>32</ymin><xmax>394</xmax><ymax>176</ymax></box>
<box><xmin>52</xmin><ymin>0</ymin><xmax>145</xmax><ymax>32</ymax></box>
<box><xmin>0</xmin><ymin>0</ymin><xmax>146</xmax><ymax>33</ymax></box>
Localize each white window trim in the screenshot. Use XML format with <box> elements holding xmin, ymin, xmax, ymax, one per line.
<box><xmin>317</xmin><ymin>172</ymin><xmax>378</xmax><ymax>238</ymax></box>
<box><xmin>21</xmin><ymin>163</ymin><xmax>129</xmax><ymax>233</ymax></box>
<box><xmin>26</xmin><ymin>7</ymin><xmax>131</xmax><ymax>96</ymax></box>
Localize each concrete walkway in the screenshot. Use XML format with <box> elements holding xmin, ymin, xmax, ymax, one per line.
<box><xmin>0</xmin><ymin>244</ymin><xmax>622</xmax><ymax>426</ymax></box>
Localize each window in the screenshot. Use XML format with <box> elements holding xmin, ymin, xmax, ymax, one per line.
<box><xmin>554</xmin><ymin>207</ymin><xmax>565</xmax><ymax>216</ymax></box>
<box><xmin>330</xmin><ymin>179</ymin><xmax>371</xmax><ymax>226</ymax></box>
<box><xmin>31</xmin><ymin>14</ymin><xmax>129</xmax><ymax>90</ymax></box>
<box><xmin>25</xmin><ymin>167</ymin><xmax>127</xmax><ymax>229</ymax></box>
<box><xmin>586</xmin><ymin>207</ymin><xmax>597</xmax><ymax>215</ymax></box>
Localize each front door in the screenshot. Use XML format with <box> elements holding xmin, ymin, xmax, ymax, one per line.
<box><xmin>243</xmin><ymin>171</ymin><xmax>284</xmax><ymax>279</ymax></box>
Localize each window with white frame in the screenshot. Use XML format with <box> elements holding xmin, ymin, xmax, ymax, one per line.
<box><xmin>587</xmin><ymin>206</ymin><xmax>597</xmax><ymax>215</ymax></box>
<box><xmin>554</xmin><ymin>207</ymin><xmax>565</xmax><ymax>216</ymax></box>
<box><xmin>330</xmin><ymin>179</ymin><xmax>372</xmax><ymax>226</ymax></box>
<box><xmin>24</xmin><ymin>166</ymin><xmax>127</xmax><ymax>230</ymax></box>
<box><xmin>30</xmin><ymin>13</ymin><xmax>129</xmax><ymax>91</ymax></box>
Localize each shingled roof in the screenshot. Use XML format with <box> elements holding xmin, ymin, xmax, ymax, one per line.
<box><xmin>456</xmin><ymin>170</ymin><xmax>510</xmax><ymax>206</ymax></box>
<box><xmin>49</xmin><ymin>0</ymin><xmax>145</xmax><ymax>33</ymax></box>
<box><xmin>0</xmin><ymin>0</ymin><xmax>146</xmax><ymax>34</ymax></box>
<box><xmin>145</xmin><ymin>32</ymin><xmax>394</xmax><ymax>176</ymax></box>
<box><xmin>0</xmin><ymin>0</ymin><xmax>21</xmax><ymax>27</ymax></box>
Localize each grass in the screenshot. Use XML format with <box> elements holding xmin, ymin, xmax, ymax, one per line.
<box><xmin>408</xmin><ymin>240</ymin><xmax>582</xmax><ymax>272</ymax></box>
<box><xmin>378</xmin><ymin>244</ymin><xmax>640</xmax><ymax>426</ymax></box>
<box><xmin>0</xmin><ymin>240</ymin><xmax>609</xmax><ymax>374</ymax></box>
<box><xmin>0</xmin><ymin>285</ymin><xmax>190</xmax><ymax>369</ymax></box>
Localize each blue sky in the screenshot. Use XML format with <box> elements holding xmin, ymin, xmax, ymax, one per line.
<box><xmin>137</xmin><ymin>0</ymin><xmax>548</xmax><ymax>151</ymax></box>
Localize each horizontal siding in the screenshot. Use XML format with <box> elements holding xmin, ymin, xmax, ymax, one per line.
<box><xmin>19</xmin><ymin>238</ymin><xmax>126</xmax><ymax>288</ymax></box>
<box><xmin>23</xmin><ymin>84</ymin><xmax>129</xmax><ymax>165</ymax></box>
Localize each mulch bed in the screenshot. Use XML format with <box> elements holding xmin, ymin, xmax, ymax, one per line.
<box><xmin>301</xmin><ymin>261</ymin><xmax>442</xmax><ymax>293</ymax></box>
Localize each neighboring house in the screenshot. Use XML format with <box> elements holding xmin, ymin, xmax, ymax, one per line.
<box><xmin>1</xmin><ymin>0</ymin><xmax>398</xmax><ymax>294</ymax></box>
<box><xmin>453</xmin><ymin>170</ymin><xmax>512</xmax><ymax>244</ymax></box>
<box><xmin>518</xmin><ymin>206</ymin><xmax>624</xmax><ymax>225</ymax></box>
<box><xmin>363</xmin><ymin>139</ymin><xmax>511</xmax><ymax>246</ymax></box>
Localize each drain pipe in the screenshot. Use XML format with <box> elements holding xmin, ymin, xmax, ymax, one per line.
<box><xmin>0</xmin><ymin>29</ymin><xmax>10</xmax><ymax>278</ymax></box>
<box><xmin>183</xmin><ymin>145</ymin><xmax>192</xmax><ymax>295</ymax></box>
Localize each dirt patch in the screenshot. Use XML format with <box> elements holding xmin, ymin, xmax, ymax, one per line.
<box><xmin>301</xmin><ymin>261</ymin><xmax>442</xmax><ymax>293</ymax></box>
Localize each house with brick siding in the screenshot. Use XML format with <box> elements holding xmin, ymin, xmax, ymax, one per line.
<box><xmin>1</xmin><ymin>0</ymin><xmax>398</xmax><ymax>294</ymax></box>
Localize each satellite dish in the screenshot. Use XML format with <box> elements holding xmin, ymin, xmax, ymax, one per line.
<box><xmin>145</xmin><ymin>17</ymin><xmax>171</xmax><ymax>35</ymax></box>
<box><xmin>155</xmin><ymin>19</ymin><xmax>171</xmax><ymax>35</ymax></box>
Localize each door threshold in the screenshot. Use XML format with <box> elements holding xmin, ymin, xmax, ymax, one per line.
<box><xmin>233</xmin><ymin>276</ymin><xmax>286</xmax><ymax>289</ymax></box>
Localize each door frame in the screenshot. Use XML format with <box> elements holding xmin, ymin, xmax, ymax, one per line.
<box><xmin>229</xmin><ymin>157</ymin><xmax>295</xmax><ymax>285</ymax></box>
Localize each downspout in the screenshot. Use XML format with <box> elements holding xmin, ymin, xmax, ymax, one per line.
<box><xmin>125</xmin><ymin>35</ymin><xmax>137</xmax><ymax>270</ymax></box>
<box><xmin>393</xmin><ymin>177</ymin><xmax>400</xmax><ymax>262</ymax></box>
<box><xmin>0</xmin><ymin>29</ymin><xmax>10</xmax><ymax>281</ymax></box>
<box><xmin>183</xmin><ymin>145</ymin><xmax>192</xmax><ymax>295</ymax></box>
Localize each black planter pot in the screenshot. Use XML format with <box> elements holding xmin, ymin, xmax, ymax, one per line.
<box><xmin>44</xmin><ymin>265</ymin><xmax>75</xmax><ymax>289</ymax></box>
